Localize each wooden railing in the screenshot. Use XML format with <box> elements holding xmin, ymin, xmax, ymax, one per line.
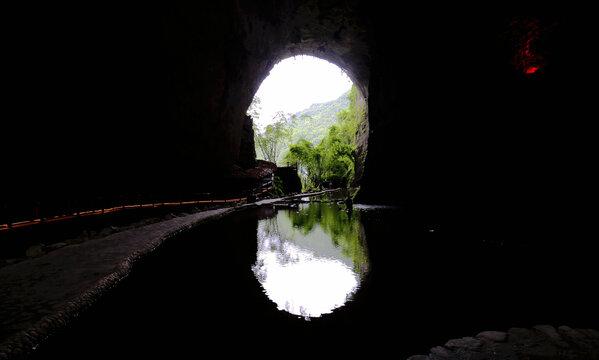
<box><xmin>0</xmin><ymin>186</ymin><xmax>273</xmax><ymax>232</ymax></box>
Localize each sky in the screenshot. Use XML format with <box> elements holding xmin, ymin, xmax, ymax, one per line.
<box><xmin>251</xmin><ymin>55</ymin><xmax>353</xmax><ymax>128</ymax></box>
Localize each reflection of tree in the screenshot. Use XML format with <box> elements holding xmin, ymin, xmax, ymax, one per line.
<box><xmin>286</xmin><ymin>203</ymin><xmax>369</xmax><ymax>275</ymax></box>
<box><xmin>253</xmin><ymin>217</ymin><xmax>281</xmax><ymax>283</ymax></box>
<box><xmin>256</xmin><ymin>215</ymin><xmax>299</xmax><ymax>266</ymax></box>
<box><xmin>259</xmin><ymin>217</ymin><xmax>282</xmax><ymax>251</ymax></box>
<box><xmin>253</xmin><ymin>258</ymin><xmax>267</xmax><ymax>282</ymax></box>
<box><xmin>288</xmin><ymin>204</ymin><xmax>321</xmax><ymax>234</ymax></box>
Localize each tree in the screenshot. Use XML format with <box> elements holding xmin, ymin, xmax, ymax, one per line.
<box><xmin>283</xmin><ymin>85</ymin><xmax>361</xmax><ymax>189</ymax></box>
<box><xmin>254</xmin><ymin>112</ymin><xmax>293</xmax><ymax>164</ymax></box>
<box><xmin>317</xmin><ymin>125</ymin><xmax>355</xmax><ymax>186</ymax></box>
<box><xmin>285</xmin><ymin>138</ymin><xmax>323</xmax><ymax>190</ymax></box>
<box><xmin>246</xmin><ymin>96</ymin><xmax>262</xmax><ymax>119</ymax></box>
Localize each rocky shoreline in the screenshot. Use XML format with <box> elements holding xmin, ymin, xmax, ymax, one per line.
<box><xmin>407</xmin><ymin>325</ymin><xmax>599</xmax><ymax>360</ymax></box>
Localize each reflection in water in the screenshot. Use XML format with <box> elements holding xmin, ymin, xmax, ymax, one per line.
<box><xmin>252</xmin><ymin>202</ymin><xmax>369</xmax><ymax>320</ymax></box>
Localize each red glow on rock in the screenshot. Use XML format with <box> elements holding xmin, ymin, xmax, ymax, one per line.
<box><xmin>506</xmin><ymin>17</ymin><xmax>555</xmax><ymax>75</ymax></box>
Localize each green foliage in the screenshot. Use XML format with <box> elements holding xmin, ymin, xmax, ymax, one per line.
<box><xmin>254</xmin><ymin>112</ymin><xmax>293</xmax><ymax>163</ymax></box>
<box><xmin>246</xmin><ymin>95</ymin><xmax>262</xmax><ymax>120</ymax></box>
<box><xmin>286</xmin><ymin>139</ymin><xmax>321</xmax><ymax>191</ymax></box>
<box><xmin>316</xmin><ymin>124</ymin><xmax>355</xmax><ymax>185</ymax></box>
<box><xmin>269</xmin><ymin>175</ymin><xmax>284</xmax><ymax>197</ymax></box>
<box><xmin>252</xmin><ymin>85</ymin><xmax>365</xmax><ymax>189</ymax></box>
<box><xmin>286</xmin><ymin>202</ymin><xmax>368</xmax><ymax>275</ymax></box>
<box><xmin>290</xmin><ymin>92</ymin><xmax>350</xmax><ymax>145</ymax></box>
<box><xmin>252</xmin><ymin>89</ymin><xmax>351</xmax><ymax>165</ymax></box>
<box><xmin>257</xmin><ymin>201</ymin><xmax>369</xmax><ymax>277</ymax></box>
<box><xmin>284</xmin><ymin>85</ymin><xmax>363</xmax><ymax>189</ymax></box>
<box><xmin>351</xmin><ymin>186</ymin><xmax>360</xmax><ymax>201</ymax></box>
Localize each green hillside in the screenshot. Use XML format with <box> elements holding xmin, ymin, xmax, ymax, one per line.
<box><xmin>289</xmin><ymin>89</ymin><xmax>351</xmax><ymax>146</ymax></box>
<box><xmin>254</xmin><ymin>87</ymin><xmax>353</xmax><ymax>165</ymax></box>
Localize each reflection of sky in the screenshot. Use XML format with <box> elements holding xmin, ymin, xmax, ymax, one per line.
<box><xmin>252</xmin><ymin>211</ymin><xmax>360</xmax><ymax>319</ymax></box>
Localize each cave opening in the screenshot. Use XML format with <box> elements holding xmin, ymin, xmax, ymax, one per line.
<box><xmin>1</xmin><ymin>1</ymin><xmax>597</xmax><ymax>359</ymax></box>
<box><xmin>246</xmin><ymin>55</ymin><xmax>367</xmax><ymax>192</ymax></box>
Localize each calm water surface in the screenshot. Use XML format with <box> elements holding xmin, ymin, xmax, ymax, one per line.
<box><xmin>252</xmin><ymin>202</ymin><xmax>369</xmax><ymax>319</ymax></box>
<box><xmin>29</xmin><ymin>191</ymin><xmax>597</xmax><ymax>359</ymax></box>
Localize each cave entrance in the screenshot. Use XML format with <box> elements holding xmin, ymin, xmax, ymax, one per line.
<box><xmin>247</xmin><ymin>55</ymin><xmax>368</xmax><ymax>191</ymax></box>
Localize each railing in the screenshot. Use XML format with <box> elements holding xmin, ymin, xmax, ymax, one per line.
<box><xmin>0</xmin><ymin>186</ymin><xmax>274</xmax><ymax>232</ymax></box>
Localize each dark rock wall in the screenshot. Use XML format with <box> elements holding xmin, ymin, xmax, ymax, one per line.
<box><xmin>350</xmin><ymin>90</ymin><xmax>369</xmax><ymax>188</ymax></box>
<box><xmin>3</xmin><ymin>2</ymin><xmax>593</xmax><ymax>244</ymax></box>
<box><xmin>239</xmin><ymin>116</ymin><xmax>257</xmax><ymax>170</ymax></box>
<box><xmin>360</xmin><ymin>5</ymin><xmax>592</xmax><ymax>243</ymax></box>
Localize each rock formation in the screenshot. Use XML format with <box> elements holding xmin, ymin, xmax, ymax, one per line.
<box><xmin>2</xmin><ymin>1</ymin><xmax>591</xmax><ymax>246</ymax></box>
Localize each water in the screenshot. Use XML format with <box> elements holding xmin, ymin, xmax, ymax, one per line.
<box><xmin>252</xmin><ymin>202</ymin><xmax>368</xmax><ymax>319</ymax></box>
<box><xmin>29</xmin><ymin>193</ymin><xmax>597</xmax><ymax>359</ymax></box>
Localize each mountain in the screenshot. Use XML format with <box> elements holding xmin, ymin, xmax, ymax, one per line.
<box><xmin>288</xmin><ymin>89</ymin><xmax>351</xmax><ymax>146</ymax></box>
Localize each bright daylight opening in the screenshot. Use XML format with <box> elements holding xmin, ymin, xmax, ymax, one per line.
<box><xmin>247</xmin><ymin>55</ymin><xmax>364</xmax><ymax>191</ymax></box>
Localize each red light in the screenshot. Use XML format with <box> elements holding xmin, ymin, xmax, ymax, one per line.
<box><xmin>506</xmin><ymin>17</ymin><xmax>556</xmax><ymax>75</ymax></box>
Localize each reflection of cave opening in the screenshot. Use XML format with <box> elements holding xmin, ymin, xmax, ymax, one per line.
<box><xmin>252</xmin><ymin>199</ymin><xmax>369</xmax><ymax>320</ymax></box>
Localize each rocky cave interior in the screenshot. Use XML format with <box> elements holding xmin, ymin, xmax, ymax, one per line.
<box><xmin>1</xmin><ymin>0</ymin><xmax>595</xmax><ymax>351</ymax></box>
<box><xmin>4</xmin><ymin>1</ymin><xmax>591</xmax><ymax>243</ymax></box>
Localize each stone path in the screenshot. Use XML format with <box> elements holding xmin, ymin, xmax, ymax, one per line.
<box><xmin>0</xmin><ymin>207</ymin><xmax>238</xmax><ymax>359</ymax></box>
<box><xmin>407</xmin><ymin>325</ymin><xmax>599</xmax><ymax>360</ymax></box>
